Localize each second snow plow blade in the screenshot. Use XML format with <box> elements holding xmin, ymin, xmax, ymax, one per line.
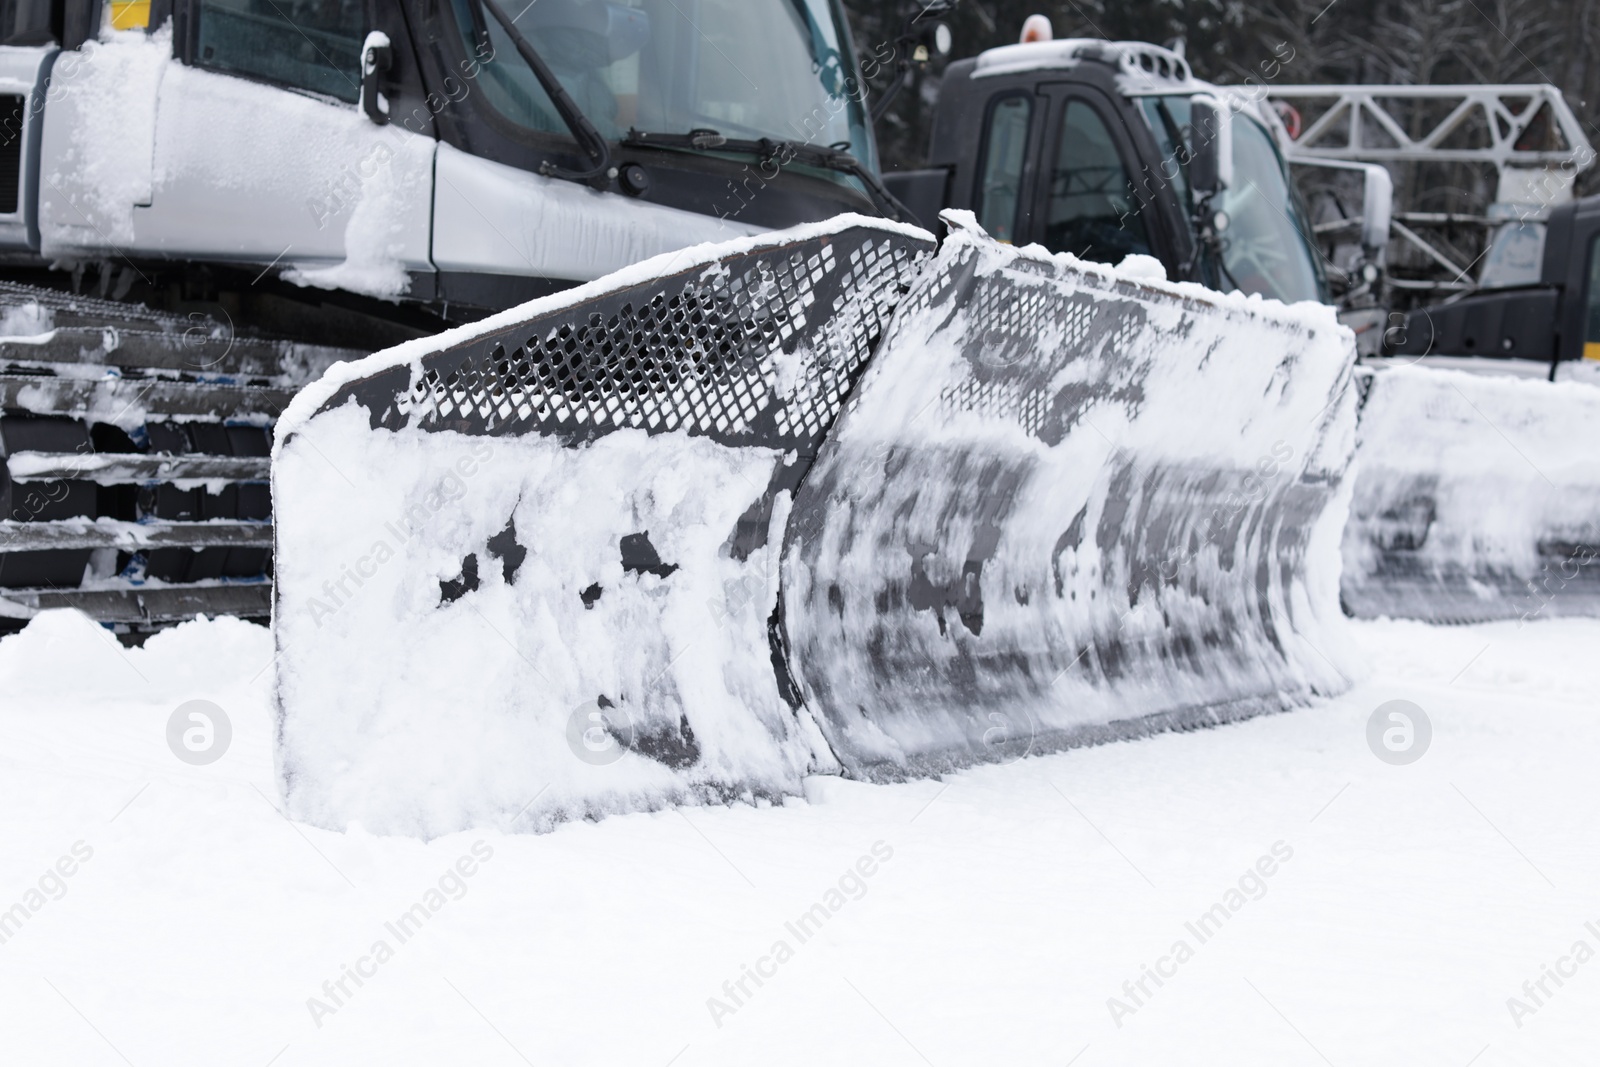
<box><xmin>1342</xmin><ymin>366</ymin><xmax>1600</xmax><ymax>623</ymax></box>
<box><xmin>780</xmin><ymin>216</ymin><xmax>1359</xmax><ymax>777</ymax></box>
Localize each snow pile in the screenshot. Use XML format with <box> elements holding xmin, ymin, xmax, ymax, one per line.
<box><xmin>1113</xmin><ymin>252</ymin><xmax>1168</xmax><ymax>282</ymax></box>
<box><xmin>279</xmin><ymin>122</ymin><xmax>422</xmax><ymax>300</ymax></box>
<box><xmin>783</xmin><ymin>212</ymin><xmax>1362</xmax><ymax>776</ymax></box>
<box><xmin>0</xmin><ymin>300</ymin><xmax>54</xmax><ymax>340</ymax></box>
<box><xmin>1556</xmin><ymin>358</ymin><xmax>1600</xmax><ymax>387</ymax></box>
<box><xmin>0</xmin><ymin>608</ymin><xmax>270</xmax><ymax>701</ymax></box>
<box><xmin>1344</xmin><ymin>365</ymin><xmax>1600</xmax><ymax>620</ymax></box>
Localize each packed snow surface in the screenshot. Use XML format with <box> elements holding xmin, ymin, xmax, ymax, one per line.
<box><xmin>2</xmin><ymin>610</ymin><xmax>1597</xmax><ymax>1065</ymax></box>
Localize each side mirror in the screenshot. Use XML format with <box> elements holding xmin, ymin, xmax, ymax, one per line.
<box><xmin>1188</xmin><ymin>95</ymin><xmax>1232</xmax><ymax>200</ymax></box>
<box><xmin>1283</xmin><ymin>157</ymin><xmax>1395</xmax><ymax>298</ymax></box>
<box><xmin>1359</xmin><ymin>163</ymin><xmax>1393</xmax><ymax>258</ymax></box>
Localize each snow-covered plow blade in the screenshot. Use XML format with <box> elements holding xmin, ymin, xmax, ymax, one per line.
<box><xmin>1342</xmin><ymin>366</ymin><xmax>1600</xmax><ymax>623</ymax></box>
<box><xmin>272</xmin><ymin>217</ymin><xmax>932</xmax><ymax>835</ymax></box>
<box><xmin>781</xmin><ymin>216</ymin><xmax>1359</xmax><ymax>777</ymax></box>
<box><xmin>273</xmin><ymin>210</ymin><xmax>1360</xmax><ymax>835</ymax></box>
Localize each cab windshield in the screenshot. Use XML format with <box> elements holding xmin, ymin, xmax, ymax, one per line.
<box><xmin>450</xmin><ymin>0</ymin><xmax>875</xmax><ymax>171</ymax></box>
<box><xmin>1140</xmin><ymin>96</ymin><xmax>1326</xmax><ymax>305</ymax></box>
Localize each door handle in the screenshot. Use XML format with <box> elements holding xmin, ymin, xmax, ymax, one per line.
<box><xmin>361</xmin><ymin>32</ymin><xmax>393</xmax><ymax>126</ymax></box>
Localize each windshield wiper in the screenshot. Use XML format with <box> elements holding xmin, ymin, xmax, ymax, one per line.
<box><xmin>623</xmin><ymin>129</ymin><xmax>914</xmax><ymax>224</ymax></box>
<box><xmin>476</xmin><ymin>0</ymin><xmax>615</xmax><ymax>184</ymax></box>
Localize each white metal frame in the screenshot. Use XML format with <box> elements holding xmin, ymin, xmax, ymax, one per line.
<box><xmin>1266</xmin><ymin>85</ymin><xmax>1595</xmax><ymax>297</ymax></box>
<box><xmin>1265</xmin><ymin>84</ymin><xmax>1594</xmax><ymax>171</ymax></box>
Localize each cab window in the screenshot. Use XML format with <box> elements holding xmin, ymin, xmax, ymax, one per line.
<box><xmin>975</xmin><ymin>94</ymin><xmax>1031</xmax><ymax>244</ymax></box>
<box><xmin>1042</xmin><ymin>99</ymin><xmax>1149</xmax><ymax>264</ymax></box>
<box><xmin>194</xmin><ymin>0</ymin><xmax>366</xmax><ymax>103</ymax></box>
<box><xmin>447</xmin><ymin>0</ymin><xmax>875</xmax><ymax>169</ymax></box>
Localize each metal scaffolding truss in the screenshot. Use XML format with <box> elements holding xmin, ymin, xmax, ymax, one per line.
<box><xmin>1265</xmin><ymin>84</ymin><xmax>1594</xmax><ymax>171</ymax></box>
<box><xmin>1261</xmin><ymin>84</ymin><xmax>1596</xmax><ymax>306</ymax></box>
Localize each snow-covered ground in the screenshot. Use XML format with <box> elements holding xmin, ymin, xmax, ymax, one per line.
<box><xmin>1</xmin><ymin>609</ymin><xmax>1597</xmax><ymax>1066</ymax></box>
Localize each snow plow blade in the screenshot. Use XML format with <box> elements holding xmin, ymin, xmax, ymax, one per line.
<box><xmin>271</xmin><ymin>217</ymin><xmax>932</xmax><ymax>835</ymax></box>
<box><xmin>780</xmin><ymin>215</ymin><xmax>1359</xmax><ymax>777</ymax></box>
<box><xmin>1342</xmin><ymin>366</ymin><xmax>1600</xmax><ymax>623</ymax></box>
<box><xmin>272</xmin><ymin>210</ymin><xmax>1359</xmax><ymax>835</ymax></box>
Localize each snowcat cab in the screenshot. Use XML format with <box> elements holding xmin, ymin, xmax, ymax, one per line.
<box><xmin>885</xmin><ymin>33</ymin><xmax>1339</xmax><ymax>307</ymax></box>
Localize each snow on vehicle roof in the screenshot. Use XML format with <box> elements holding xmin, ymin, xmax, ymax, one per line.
<box><xmin>972</xmin><ymin>39</ymin><xmax>1205</xmax><ymax>95</ymax></box>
